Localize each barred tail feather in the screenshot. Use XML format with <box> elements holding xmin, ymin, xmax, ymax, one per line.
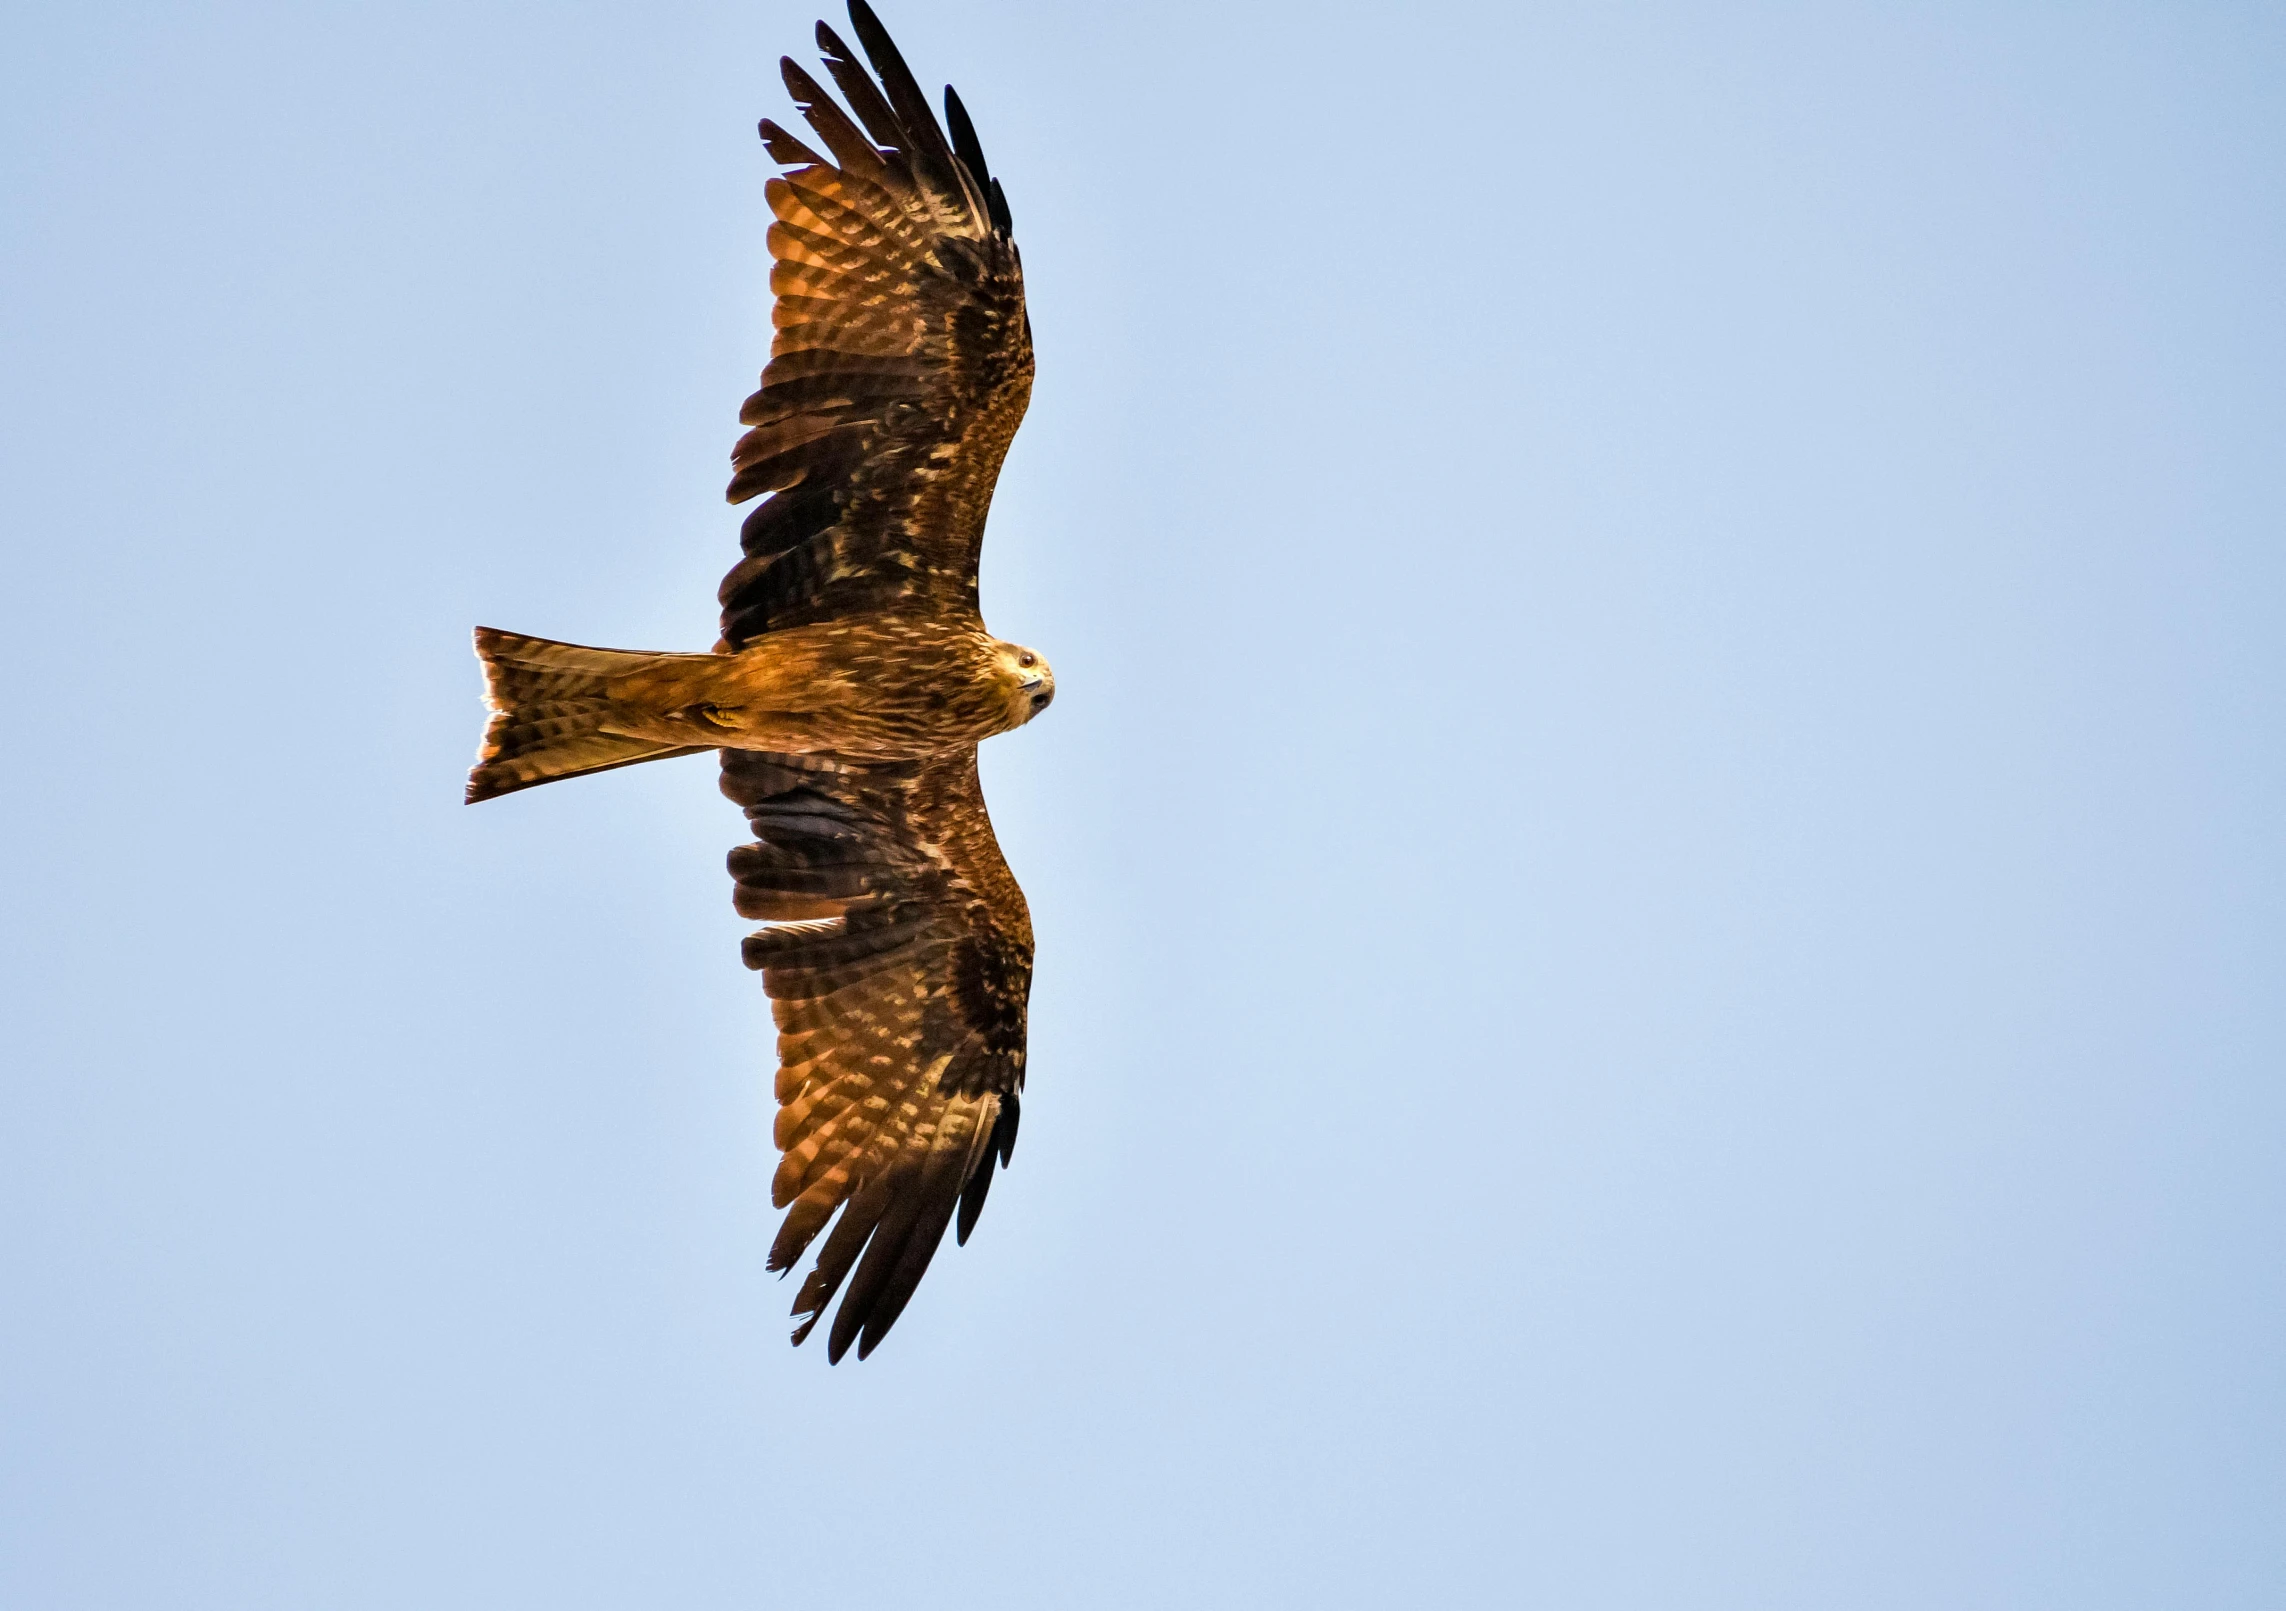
<box><xmin>466</xmin><ymin>627</ymin><xmax>710</xmax><ymax>803</ymax></box>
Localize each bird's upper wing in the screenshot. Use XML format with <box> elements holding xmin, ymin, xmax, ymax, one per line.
<box><xmin>722</xmin><ymin>745</ymin><xmax>1032</xmax><ymax>1361</ymax></box>
<box><xmin>720</xmin><ymin>1</ymin><xmax>1032</xmax><ymax>649</ymax></box>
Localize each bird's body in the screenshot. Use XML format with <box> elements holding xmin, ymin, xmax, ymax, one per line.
<box><xmin>465</xmin><ymin>1</ymin><xmax>1051</xmax><ymax>1361</ymax></box>
<box><xmin>471</xmin><ymin>612</ymin><xmax>1051</xmax><ymax>791</ymax></box>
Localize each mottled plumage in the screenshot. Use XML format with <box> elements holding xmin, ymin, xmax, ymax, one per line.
<box><xmin>467</xmin><ymin>1</ymin><xmax>1047</xmax><ymax>1361</ymax></box>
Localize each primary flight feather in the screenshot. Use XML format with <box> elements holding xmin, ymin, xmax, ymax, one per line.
<box><xmin>466</xmin><ymin>0</ymin><xmax>1044</xmax><ymax>1363</ymax></box>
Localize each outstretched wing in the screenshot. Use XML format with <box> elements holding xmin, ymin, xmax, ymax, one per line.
<box><xmin>722</xmin><ymin>746</ymin><xmax>1032</xmax><ymax>1361</ymax></box>
<box><xmin>720</xmin><ymin>0</ymin><xmax>1032</xmax><ymax>650</ymax></box>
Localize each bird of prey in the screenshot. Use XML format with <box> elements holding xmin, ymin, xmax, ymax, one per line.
<box><xmin>465</xmin><ymin>1</ymin><xmax>1045</xmax><ymax>1363</ymax></box>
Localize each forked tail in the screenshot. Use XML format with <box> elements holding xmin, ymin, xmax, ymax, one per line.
<box><xmin>466</xmin><ymin>627</ymin><xmax>710</xmax><ymax>803</ymax></box>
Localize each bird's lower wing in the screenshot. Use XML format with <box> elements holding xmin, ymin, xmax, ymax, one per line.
<box><xmin>722</xmin><ymin>746</ymin><xmax>1032</xmax><ymax>1360</ymax></box>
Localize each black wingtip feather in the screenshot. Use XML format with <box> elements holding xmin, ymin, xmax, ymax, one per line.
<box><xmin>957</xmin><ymin>1091</ymin><xmax>1020</xmax><ymax>1243</ymax></box>
<box><xmin>758</xmin><ymin>117</ymin><xmax>825</xmax><ymax>166</ymax></box>
<box><xmin>997</xmin><ymin>1090</ymin><xmax>1021</xmax><ymax>1166</ymax></box>
<box><xmin>955</xmin><ymin>1152</ymin><xmax>994</xmax><ymax>1245</ymax></box>
<box><xmin>944</xmin><ymin>84</ymin><xmax>989</xmax><ymax>182</ymax></box>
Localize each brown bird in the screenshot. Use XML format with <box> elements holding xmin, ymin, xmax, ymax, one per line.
<box><xmin>466</xmin><ymin>1</ymin><xmax>1046</xmax><ymax>1363</ymax></box>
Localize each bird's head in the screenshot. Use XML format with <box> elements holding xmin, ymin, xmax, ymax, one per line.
<box><xmin>994</xmin><ymin>639</ymin><xmax>1056</xmax><ymax>729</ymax></box>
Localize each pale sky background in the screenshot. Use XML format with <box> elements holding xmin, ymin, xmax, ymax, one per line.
<box><xmin>3</xmin><ymin>2</ymin><xmax>2282</xmax><ymax>1607</ymax></box>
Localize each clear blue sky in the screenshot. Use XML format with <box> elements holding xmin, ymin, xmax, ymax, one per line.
<box><xmin>3</xmin><ymin>2</ymin><xmax>2281</xmax><ymax>1606</ymax></box>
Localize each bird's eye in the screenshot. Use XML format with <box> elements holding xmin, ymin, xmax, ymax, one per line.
<box><xmin>1018</xmin><ymin>651</ymin><xmax>1036</xmax><ymax>668</ymax></box>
